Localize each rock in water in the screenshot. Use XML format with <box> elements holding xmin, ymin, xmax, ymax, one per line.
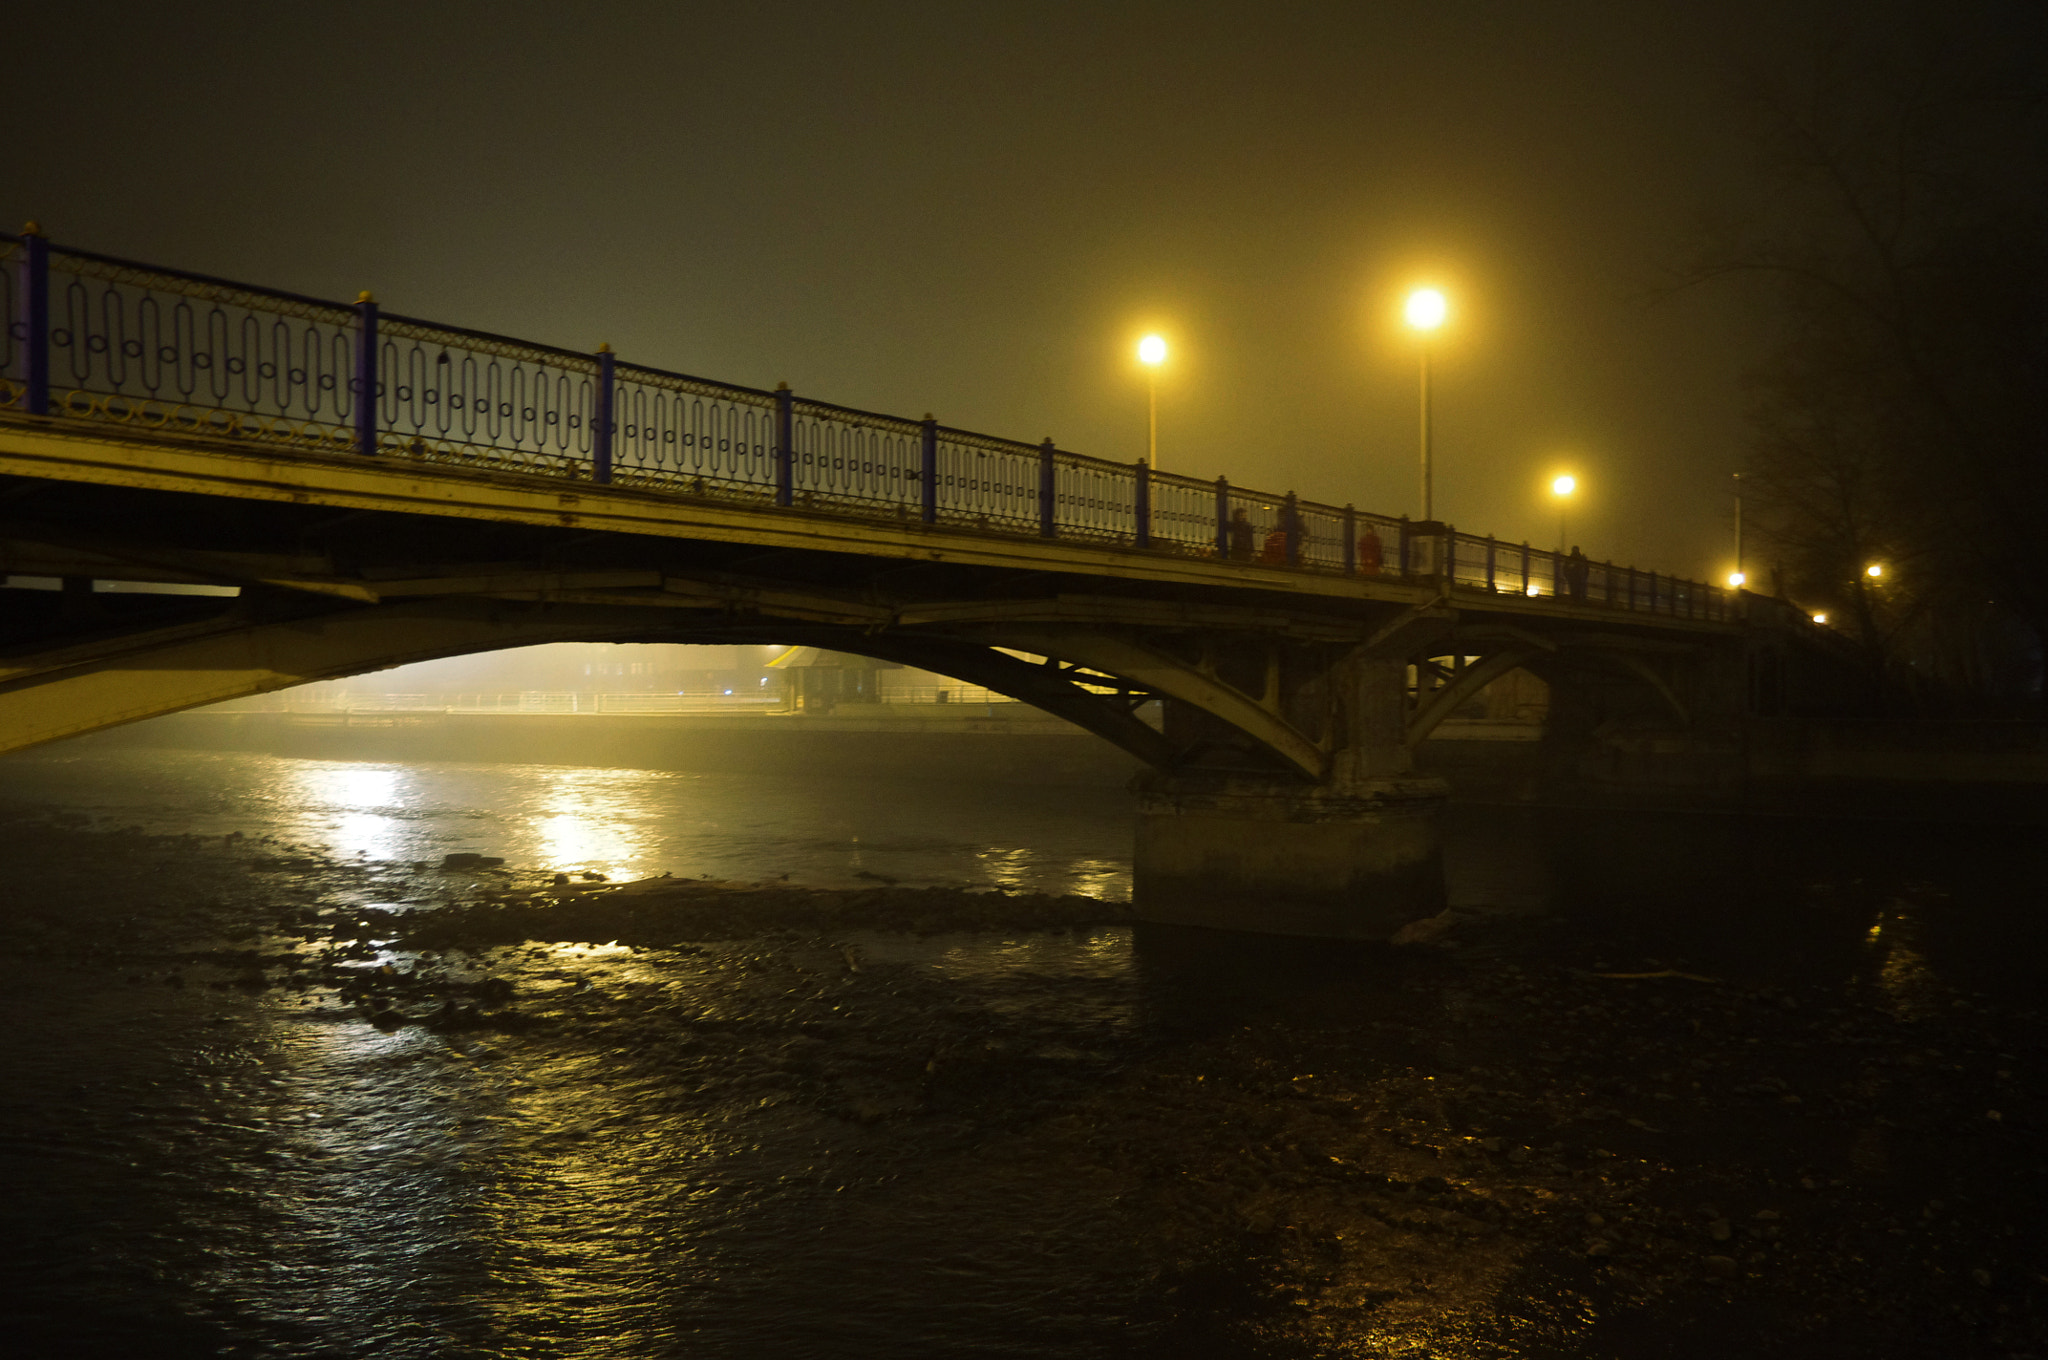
<box><xmin>1391</xmin><ymin>909</ymin><xmax>1455</xmax><ymax>946</ymax></box>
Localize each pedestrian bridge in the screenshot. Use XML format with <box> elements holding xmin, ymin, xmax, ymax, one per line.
<box><xmin>0</xmin><ymin>227</ymin><xmax>1847</xmax><ymax>938</ymax></box>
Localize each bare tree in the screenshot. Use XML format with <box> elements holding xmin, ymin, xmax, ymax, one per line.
<box><xmin>1701</xmin><ymin>2</ymin><xmax>2048</xmax><ymax>708</ymax></box>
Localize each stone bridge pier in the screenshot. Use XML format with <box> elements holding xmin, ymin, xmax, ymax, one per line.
<box><xmin>1128</xmin><ymin>643</ymin><xmax>1448</xmax><ymax>939</ymax></box>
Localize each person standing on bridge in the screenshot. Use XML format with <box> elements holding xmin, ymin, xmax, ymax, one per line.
<box><xmin>1358</xmin><ymin>524</ymin><xmax>1384</xmax><ymax>576</ymax></box>
<box><xmin>1564</xmin><ymin>546</ymin><xmax>1590</xmax><ymax>600</ymax></box>
<box><xmin>1260</xmin><ymin>513</ymin><xmax>1292</xmax><ymax>565</ymax></box>
<box><xmin>1228</xmin><ymin>508</ymin><xmax>1255</xmax><ymax>561</ymax></box>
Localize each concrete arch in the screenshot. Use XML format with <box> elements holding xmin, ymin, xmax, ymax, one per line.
<box><xmin>0</xmin><ymin>594</ymin><xmax>1237</xmax><ymax>771</ymax></box>
<box><xmin>1406</xmin><ymin>645</ymin><xmax>1550</xmax><ymax>745</ymax></box>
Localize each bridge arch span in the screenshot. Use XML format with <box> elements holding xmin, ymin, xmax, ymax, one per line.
<box><xmin>0</xmin><ymin>591</ymin><xmax>1340</xmax><ymax>778</ymax></box>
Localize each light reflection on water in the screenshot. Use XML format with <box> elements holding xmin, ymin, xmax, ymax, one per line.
<box><xmin>197</xmin><ymin>921</ymin><xmax>1147</xmax><ymax>1358</ymax></box>
<box><xmin>5</xmin><ymin>747</ymin><xmax>1134</xmax><ymax>896</ymax></box>
<box><xmin>10</xmin><ymin>745</ymin><xmax>2048</xmax><ymax>1356</ymax></box>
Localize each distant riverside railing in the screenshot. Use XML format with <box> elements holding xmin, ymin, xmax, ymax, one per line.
<box><xmin>228</xmin><ymin>688</ymin><xmax>1020</xmax><ymax>714</ymax></box>
<box><xmin>263</xmin><ymin>692</ymin><xmax>781</xmax><ymax>715</ymax></box>
<box><xmin>0</xmin><ymin>228</ymin><xmax>1735</xmax><ymax>620</ymax></box>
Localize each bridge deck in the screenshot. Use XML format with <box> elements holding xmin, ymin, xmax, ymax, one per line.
<box><xmin>0</xmin><ymin>414</ymin><xmax>1740</xmax><ymax>636</ymax></box>
<box><xmin>0</xmin><ymin>229</ymin><xmax>1743</xmax><ymax>633</ymax></box>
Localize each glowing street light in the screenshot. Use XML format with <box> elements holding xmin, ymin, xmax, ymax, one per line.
<box><xmin>1727</xmin><ymin>571</ymin><xmax>1746</xmax><ymax>588</ymax></box>
<box><xmin>1865</xmin><ymin>562</ymin><xmax>1885</xmax><ymax>579</ymax></box>
<box><xmin>1405</xmin><ymin>288</ymin><xmax>1447</xmax><ymax>331</ymax></box>
<box><xmin>1405</xmin><ymin>289</ymin><xmax>1447</xmax><ymax>521</ymax></box>
<box><xmin>1812</xmin><ymin>612</ymin><xmax>1829</xmax><ymax>625</ymax></box>
<box><xmin>1551</xmin><ymin>473</ymin><xmax>1576</xmax><ymax>552</ymax></box>
<box><xmin>1137</xmin><ymin>334</ymin><xmax>1167</xmax><ymax>470</ymax></box>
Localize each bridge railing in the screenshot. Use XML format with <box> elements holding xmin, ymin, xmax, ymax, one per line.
<box><xmin>789</xmin><ymin>400</ymin><xmax>921</xmax><ymax>516</ymax></box>
<box><xmin>1</xmin><ymin>228</ymin><xmax>1748</xmax><ymax>624</ymax></box>
<box><xmin>377</xmin><ymin>316</ymin><xmax>603</xmax><ymax>473</ymax></box>
<box><xmin>1</xmin><ymin>238</ymin><xmax>366</xmax><ymax>448</ymax></box>
<box><xmin>935</xmin><ymin>426</ymin><xmax>1040</xmax><ymax>534</ymax></box>
<box><xmin>616</xmin><ymin>365</ymin><xmax>779</xmax><ymax>499</ymax></box>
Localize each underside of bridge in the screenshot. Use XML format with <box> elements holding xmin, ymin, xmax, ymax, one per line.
<box><xmin>0</xmin><ymin>436</ymin><xmax>1759</xmax><ymax>939</ymax></box>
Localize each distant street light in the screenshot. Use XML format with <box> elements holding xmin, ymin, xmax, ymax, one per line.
<box><xmin>1137</xmin><ymin>335</ymin><xmax>1167</xmax><ymax>469</ymax></box>
<box><xmin>1812</xmin><ymin>612</ymin><xmax>1829</xmax><ymax>625</ymax></box>
<box><xmin>1866</xmin><ymin>562</ymin><xmax>1885</xmax><ymax>579</ymax></box>
<box><xmin>1727</xmin><ymin>571</ymin><xmax>1746</xmax><ymax>588</ymax></box>
<box><xmin>1405</xmin><ymin>289</ymin><xmax>1447</xmax><ymax>521</ymax></box>
<box><xmin>1551</xmin><ymin>473</ymin><xmax>1576</xmax><ymax>552</ymax></box>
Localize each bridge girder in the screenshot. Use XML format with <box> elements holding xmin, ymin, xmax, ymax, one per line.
<box><xmin>0</xmin><ymin>552</ymin><xmax>1733</xmax><ymax>774</ymax></box>
<box><xmin>1</xmin><ymin>434</ymin><xmax>1764</xmax><ymax>773</ymax></box>
<box><xmin>0</xmin><ymin>576</ymin><xmax>1331</xmax><ymax>772</ymax></box>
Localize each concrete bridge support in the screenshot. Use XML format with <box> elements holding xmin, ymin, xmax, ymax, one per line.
<box><xmin>1130</xmin><ymin>650</ymin><xmax>1449</xmax><ymax>939</ymax></box>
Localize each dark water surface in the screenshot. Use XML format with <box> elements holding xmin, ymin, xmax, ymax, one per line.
<box><xmin>2</xmin><ymin>744</ymin><xmax>2043</xmax><ymax>1358</ymax></box>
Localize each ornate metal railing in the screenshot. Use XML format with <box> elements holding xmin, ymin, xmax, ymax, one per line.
<box><xmin>1</xmin><ymin>227</ymin><xmax>1739</xmax><ymax>621</ymax></box>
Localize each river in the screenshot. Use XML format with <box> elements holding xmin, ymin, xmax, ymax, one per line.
<box><xmin>2</xmin><ymin>739</ymin><xmax>2042</xmax><ymax>1358</ymax></box>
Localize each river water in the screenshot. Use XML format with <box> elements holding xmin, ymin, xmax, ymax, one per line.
<box><xmin>3</xmin><ymin>740</ymin><xmax>2044</xmax><ymax>1358</ymax></box>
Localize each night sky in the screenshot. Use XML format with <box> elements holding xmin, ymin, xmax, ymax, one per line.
<box><xmin>7</xmin><ymin>1</ymin><xmax>1836</xmax><ymax>577</ymax></box>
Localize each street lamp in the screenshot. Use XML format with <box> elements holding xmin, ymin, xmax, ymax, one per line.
<box><xmin>1405</xmin><ymin>289</ymin><xmax>1447</xmax><ymax>521</ymax></box>
<box><xmin>1732</xmin><ymin>471</ymin><xmax>1745</xmax><ymax>588</ymax></box>
<box><xmin>1137</xmin><ymin>334</ymin><xmax>1167</xmax><ymax>469</ymax></box>
<box><xmin>1865</xmin><ymin>563</ymin><xmax>1884</xmax><ymax>579</ymax></box>
<box><xmin>1551</xmin><ymin>473</ymin><xmax>1576</xmax><ymax>552</ymax></box>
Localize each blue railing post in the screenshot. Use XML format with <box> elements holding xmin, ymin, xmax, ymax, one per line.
<box><xmin>353</xmin><ymin>291</ymin><xmax>379</xmax><ymax>455</ymax></box>
<box><xmin>774</xmin><ymin>383</ymin><xmax>794</xmax><ymax>506</ymax></box>
<box><xmin>1215</xmin><ymin>477</ymin><xmax>1230</xmax><ymax>557</ymax></box>
<box><xmin>19</xmin><ymin>223</ymin><xmax>49</xmax><ymax>415</ymax></box>
<box><xmin>920</xmin><ymin>414</ymin><xmax>938</xmax><ymax>524</ymax></box>
<box><xmin>1134</xmin><ymin>459</ymin><xmax>1151</xmax><ymax>548</ymax></box>
<box><xmin>1342</xmin><ymin>504</ymin><xmax>1356</xmax><ymax>576</ymax></box>
<box><xmin>592</xmin><ymin>344</ymin><xmax>615</xmax><ymax>484</ymax></box>
<box><xmin>1283</xmin><ymin>491</ymin><xmax>1300</xmax><ymax>566</ymax></box>
<box><xmin>1038</xmin><ymin>439</ymin><xmax>1057</xmax><ymax>538</ymax></box>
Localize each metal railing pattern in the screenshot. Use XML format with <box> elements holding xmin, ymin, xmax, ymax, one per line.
<box><xmin>1</xmin><ymin>228</ymin><xmax>1737</xmax><ymax>621</ymax></box>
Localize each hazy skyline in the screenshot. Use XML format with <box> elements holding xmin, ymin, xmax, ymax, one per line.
<box><xmin>8</xmin><ymin>1</ymin><xmax>1831</xmax><ymax>577</ymax></box>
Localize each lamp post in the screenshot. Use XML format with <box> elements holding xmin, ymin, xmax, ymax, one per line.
<box><xmin>1404</xmin><ymin>289</ymin><xmax>1447</xmax><ymax>520</ymax></box>
<box><xmin>1137</xmin><ymin>334</ymin><xmax>1167</xmax><ymax>469</ymax></box>
<box><xmin>1731</xmin><ymin>471</ymin><xmax>1745</xmax><ymax>589</ymax></box>
<box><xmin>1551</xmin><ymin>473</ymin><xmax>1576</xmax><ymax>552</ymax></box>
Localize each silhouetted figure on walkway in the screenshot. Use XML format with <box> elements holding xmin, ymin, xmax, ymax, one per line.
<box><xmin>1357</xmin><ymin>525</ymin><xmax>1383</xmax><ymax>575</ymax></box>
<box><xmin>1228</xmin><ymin>508</ymin><xmax>1254</xmax><ymax>561</ymax></box>
<box><xmin>1564</xmin><ymin>546</ymin><xmax>1589</xmax><ymax>600</ymax></box>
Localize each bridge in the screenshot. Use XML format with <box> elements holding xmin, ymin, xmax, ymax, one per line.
<box><xmin>0</xmin><ymin>226</ymin><xmax>1847</xmax><ymax>938</ymax></box>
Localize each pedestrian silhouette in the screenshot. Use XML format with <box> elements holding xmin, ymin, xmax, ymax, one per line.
<box><xmin>1228</xmin><ymin>508</ymin><xmax>1254</xmax><ymax>561</ymax></box>
<box><xmin>1357</xmin><ymin>525</ymin><xmax>1383</xmax><ymax>575</ymax></box>
<box><xmin>1564</xmin><ymin>546</ymin><xmax>1589</xmax><ymax>600</ymax></box>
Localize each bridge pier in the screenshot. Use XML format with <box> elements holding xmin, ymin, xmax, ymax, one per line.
<box><xmin>1127</xmin><ymin>645</ymin><xmax>1450</xmax><ymax>939</ymax></box>
<box><xmin>1132</xmin><ymin>771</ymin><xmax>1447</xmax><ymax>938</ymax></box>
